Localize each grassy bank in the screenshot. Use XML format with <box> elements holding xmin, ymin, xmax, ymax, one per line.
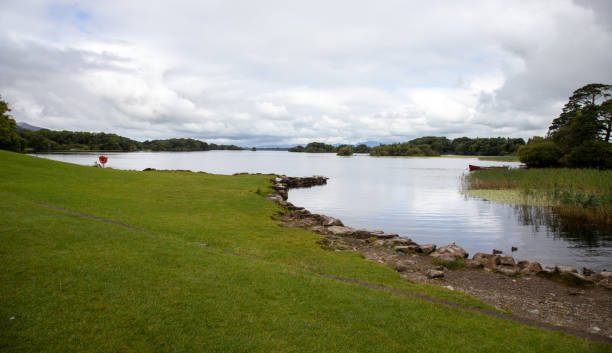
<box><xmin>1</xmin><ymin>151</ymin><xmax>608</xmax><ymax>352</ymax></box>
<box><xmin>477</xmin><ymin>155</ymin><xmax>519</xmax><ymax>162</ymax></box>
<box><xmin>463</xmin><ymin>168</ymin><xmax>612</xmax><ymax>224</ymax></box>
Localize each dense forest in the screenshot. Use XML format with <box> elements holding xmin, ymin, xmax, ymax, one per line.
<box><xmin>518</xmin><ymin>83</ymin><xmax>611</xmax><ymax>169</ymax></box>
<box><xmin>289</xmin><ymin>137</ymin><xmax>525</xmax><ymax>156</ymax></box>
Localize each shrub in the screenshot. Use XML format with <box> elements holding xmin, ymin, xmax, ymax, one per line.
<box><xmin>336</xmin><ymin>146</ymin><xmax>354</xmax><ymax>156</ymax></box>
<box><xmin>517</xmin><ymin>141</ymin><xmax>563</xmax><ymax>167</ymax></box>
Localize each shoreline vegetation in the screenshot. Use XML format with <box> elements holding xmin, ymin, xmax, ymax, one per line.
<box><xmin>2</xmin><ymin>150</ymin><xmax>611</xmax><ymax>351</ymax></box>
<box><xmin>290</xmin><ymin>137</ymin><xmax>525</xmax><ymax>157</ymax></box>
<box><xmin>463</xmin><ymin>168</ymin><xmax>612</xmax><ymax>224</ymax></box>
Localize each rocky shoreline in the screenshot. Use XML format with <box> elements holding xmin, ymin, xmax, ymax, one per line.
<box><xmin>267</xmin><ymin>175</ymin><xmax>612</xmax><ymax>339</ymax></box>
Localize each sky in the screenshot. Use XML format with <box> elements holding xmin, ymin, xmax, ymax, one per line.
<box><xmin>1</xmin><ymin>1</ymin><xmax>611</xmax><ymax>147</ymax></box>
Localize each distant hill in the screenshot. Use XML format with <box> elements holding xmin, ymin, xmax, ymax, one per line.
<box><xmin>16</xmin><ymin>122</ymin><xmax>44</xmax><ymax>131</ymax></box>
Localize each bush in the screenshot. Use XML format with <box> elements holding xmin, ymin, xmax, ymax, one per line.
<box><xmin>336</xmin><ymin>146</ymin><xmax>353</xmax><ymax>156</ymax></box>
<box><xmin>517</xmin><ymin>141</ymin><xmax>563</xmax><ymax>167</ymax></box>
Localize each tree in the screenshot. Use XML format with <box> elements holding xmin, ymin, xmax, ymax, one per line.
<box><xmin>336</xmin><ymin>146</ymin><xmax>353</xmax><ymax>156</ymax></box>
<box><xmin>0</xmin><ymin>97</ymin><xmax>25</xmax><ymax>152</ymax></box>
<box><xmin>548</xmin><ymin>83</ymin><xmax>612</xmax><ymax>137</ymax></box>
<box><xmin>599</xmin><ymin>99</ymin><xmax>612</xmax><ymax>142</ymax></box>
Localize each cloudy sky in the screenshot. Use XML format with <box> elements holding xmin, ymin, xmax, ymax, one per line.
<box><xmin>1</xmin><ymin>0</ymin><xmax>611</xmax><ymax>146</ymax></box>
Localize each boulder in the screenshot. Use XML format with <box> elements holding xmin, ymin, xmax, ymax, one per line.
<box><xmin>519</xmin><ymin>261</ymin><xmax>542</xmax><ymax>275</ymax></box>
<box><xmin>377</xmin><ymin>233</ymin><xmax>399</xmax><ymax>239</ymax></box>
<box><xmin>319</xmin><ymin>215</ymin><xmax>343</xmax><ymax>227</ymax></box>
<box><xmin>557</xmin><ymin>266</ymin><xmax>578</xmax><ymax>274</ymax></box>
<box><xmin>466</xmin><ymin>259</ymin><xmax>483</xmax><ymax>269</ymax></box>
<box><xmin>419</xmin><ymin>244</ymin><xmax>436</xmax><ymax>254</ymax></box>
<box><xmin>426</xmin><ymin>269</ymin><xmax>445</xmax><ymax>279</ymax></box>
<box><xmin>371</xmin><ymin>240</ymin><xmax>386</xmax><ymax>247</ymax></box>
<box><xmin>473</xmin><ymin>253</ymin><xmax>501</xmax><ymax>269</ymax></box>
<box><xmin>492</xmin><ymin>249</ymin><xmax>503</xmax><ymax>254</ymax></box>
<box><xmin>432</xmin><ymin>244</ymin><xmax>468</xmax><ymax>259</ymax></box>
<box><xmin>353</xmin><ymin>229</ymin><xmax>379</xmax><ymax>239</ymax></box>
<box><xmin>388</xmin><ymin>238</ymin><xmax>416</xmax><ymax>246</ymax></box>
<box><xmin>600</xmin><ymin>271</ymin><xmax>612</xmax><ymax>278</ymax></box>
<box><xmin>435</xmin><ymin>254</ymin><xmax>458</xmax><ymax>263</ymax></box>
<box><xmin>394</xmin><ymin>260</ymin><xmax>416</xmax><ymax>272</ymax></box>
<box><xmin>395</xmin><ymin>245</ymin><xmax>420</xmax><ymax>253</ymax></box>
<box><xmin>326</xmin><ymin>226</ymin><xmax>356</xmax><ymax>236</ymax></box>
<box><xmin>499</xmin><ymin>256</ymin><xmax>516</xmax><ymax>267</ymax></box>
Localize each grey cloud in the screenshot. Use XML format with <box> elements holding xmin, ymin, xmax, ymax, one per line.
<box><xmin>1</xmin><ymin>0</ymin><xmax>611</xmax><ymax>146</ymax></box>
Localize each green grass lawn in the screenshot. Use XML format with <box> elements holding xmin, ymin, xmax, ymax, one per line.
<box><xmin>1</xmin><ymin>151</ymin><xmax>608</xmax><ymax>352</ymax></box>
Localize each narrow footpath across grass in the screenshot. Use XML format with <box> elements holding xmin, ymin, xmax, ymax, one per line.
<box><xmin>1</xmin><ymin>151</ymin><xmax>609</xmax><ymax>352</ymax></box>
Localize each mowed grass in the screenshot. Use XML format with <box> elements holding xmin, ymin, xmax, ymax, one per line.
<box><xmin>464</xmin><ymin>168</ymin><xmax>612</xmax><ymax>224</ymax></box>
<box><xmin>0</xmin><ymin>151</ymin><xmax>608</xmax><ymax>352</ymax></box>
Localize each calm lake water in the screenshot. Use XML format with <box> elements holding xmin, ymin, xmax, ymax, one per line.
<box><xmin>35</xmin><ymin>151</ymin><xmax>611</xmax><ymax>271</ymax></box>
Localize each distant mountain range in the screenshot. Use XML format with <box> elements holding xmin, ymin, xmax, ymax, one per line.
<box><xmin>16</xmin><ymin>122</ymin><xmax>44</xmax><ymax>131</ymax></box>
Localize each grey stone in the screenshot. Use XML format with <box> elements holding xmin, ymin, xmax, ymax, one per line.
<box><xmin>395</xmin><ymin>245</ymin><xmax>420</xmax><ymax>253</ymax></box>
<box><xmin>320</xmin><ymin>215</ymin><xmax>343</xmax><ymax>227</ymax></box>
<box><xmin>326</xmin><ymin>226</ymin><xmax>356</xmax><ymax>236</ymax></box>
<box><xmin>557</xmin><ymin>266</ymin><xmax>578</xmax><ymax>274</ymax></box>
<box><xmin>389</xmin><ymin>238</ymin><xmax>416</xmax><ymax>246</ymax></box>
<box><xmin>499</xmin><ymin>256</ymin><xmax>516</xmax><ymax>267</ymax></box>
<box><xmin>435</xmin><ymin>254</ymin><xmax>458</xmax><ymax>263</ymax></box>
<box><xmin>426</xmin><ymin>269</ymin><xmax>445</xmax><ymax>279</ymax></box>
<box><xmin>419</xmin><ymin>244</ymin><xmax>436</xmax><ymax>254</ymax></box>
<box><xmin>432</xmin><ymin>244</ymin><xmax>468</xmax><ymax>259</ymax></box>
<box><xmin>377</xmin><ymin>233</ymin><xmax>398</xmax><ymax>239</ymax></box>
<box><xmin>519</xmin><ymin>261</ymin><xmax>542</xmax><ymax>275</ymax></box>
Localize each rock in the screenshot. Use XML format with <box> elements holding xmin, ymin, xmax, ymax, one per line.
<box><xmin>426</xmin><ymin>269</ymin><xmax>445</xmax><ymax>279</ymax></box>
<box><xmin>395</xmin><ymin>245</ymin><xmax>420</xmax><ymax>253</ymax></box>
<box><xmin>492</xmin><ymin>249</ymin><xmax>503</xmax><ymax>254</ymax></box>
<box><xmin>511</xmin><ymin>246</ymin><xmax>518</xmax><ymax>252</ymax></box>
<box><xmin>528</xmin><ymin>309</ymin><xmax>540</xmax><ymax>315</ymax></box>
<box><xmin>394</xmin><ymin>260</ymin><xmax>416</xmax><ymax>272</ymax></box>
<box><xmin>542</xmin><ymin>266</ymin><xmax>556</xmax><ymax>274</ymax></box>
<box><xmin>388</xmin><ymin>238</ymin><xmax>416</xmax><ymax>246</ymax></box>
<box><xmin>419</xmin><ymin>244</ymin><xmax>436</xmax><ymax>254</ymax></box>
<box><xmin>308</xmin><ymin>225</ymin><xmax>327</xmax><ymax>234</ymax></box>
<box><xmin>326</xmin><ymin>226</ymin><xmax>356</xmax><ymax>236</ymax></box>
<box><xmin>376</xmin><ymin>233</ymin><xmax>398</xmax><ymax>239</ymax></box>
<box><xmin>600</xmin><ymin>271</ymin><xmax>612</xmax><ymax>278</ymax></box>
<box><xmin>353</xmin><ymin>229</ymin><xmax>379</xmax><ymax>239</ymax></box>
<box><xmin>143</xmin><ymin>168</ymin><xmax>156</xmax><ymax>171</ymax></box>
<box><xmin>557</xmin><ymin>266</ymin><xmax>578</xmax><ymax>274</ymax></box>
<box><xmin>466</xmin><ymin>259</ymin><xmax>483</xmax><ymax>269</ymax></box>
<box><xmin>266</xmin><ymin>195</ymin><xmax>283</xmax><ymax>202</ymax></box>
<box><xmin>497</xmin><ymin>267</ymin><xmax>520</xmax><ymax>276</ymax></box>
<box><xmin>371</xmin><ymin>240</ymin><xmax>386</xmax><ymax>247</ymax></box>
<box><xmin>435</xmin><ymin>254</ymin><xmax>458</xmax><ymax>263</ymax></box>
<box><xmin>499</xmin><ymin>256</ymin><xmax>516</xmax><ymax>267</ymax></box>
<box><xmin>519</xmin><ymin>261</ymin><xmax>542</xmax><ymax>275</ymax></box>
<box><xmin>319</xmin><ymin>215</ymin><xmax>343</xmax><ymax>227</ymax></box>
<box><xmin>473</xmin><ymin>253</ymin><xmax>501</xmax><ymax>269</ymax></box>
<box><xmin>432</xmin><ymin>244</ymin><xmax>468</xmax><ymax>259</ymax></box>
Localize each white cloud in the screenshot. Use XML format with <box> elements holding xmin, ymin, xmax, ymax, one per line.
<box><xmin>1</xmin><ymin>0</ymin><xmax>611</xmax><ymax>146</ymax></box>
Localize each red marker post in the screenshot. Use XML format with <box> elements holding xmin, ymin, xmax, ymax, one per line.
<box><xmin>99</xmin><ymin>155</ymin><xmax>108</xmax><ymax>168</ymax></box>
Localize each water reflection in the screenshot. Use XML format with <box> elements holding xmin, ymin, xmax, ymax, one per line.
<box><xmin>514</xmin><ymin>204</ymin><xmax>612</xmax><ymax>249</ymax></box>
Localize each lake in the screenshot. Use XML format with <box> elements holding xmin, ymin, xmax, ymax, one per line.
<box><xmin>35</xmin><ymin>150</ymin><xmax>611</xmax><ymax>271</ymax></box>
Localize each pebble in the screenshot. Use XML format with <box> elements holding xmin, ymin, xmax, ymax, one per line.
<box><xmin>590</xmin><ymin>326</ymin><xmax>601</xmax><ymax>332</ymax></box>
<box><xmin>528</xmin><ymin>309</ymin><xmax>540</xmax><ymax>315</ymax></box>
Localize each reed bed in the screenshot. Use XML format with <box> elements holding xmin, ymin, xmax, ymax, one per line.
<box><xmin>463</xmin><ymin>168</ymin><xmax>612</xmax><ymax>224</ymax></box>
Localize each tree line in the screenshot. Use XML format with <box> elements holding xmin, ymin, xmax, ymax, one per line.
<box><xmin>289</xmin><ymin>137</ymin><xmax>525</xmax><ymax>157</ymax></box>
<box><xmin>518</xmin><ymin>83</ymin><xmax>611</xmax><ymax>169</ymax></box>
<box><xmin>0</xmin><ymin>101</ymin><xmax>243</xmax><ymax>153</ymax></box>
